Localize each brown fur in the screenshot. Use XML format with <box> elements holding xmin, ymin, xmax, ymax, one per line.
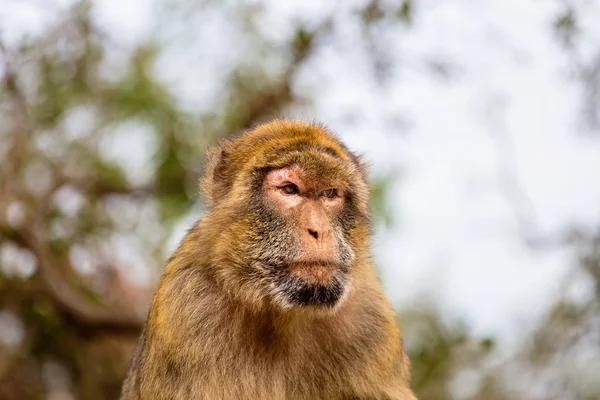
<box><xmin>120</xmin><ymin>119</ymin><xmax>416</xmax><ymax>399</ymax></box>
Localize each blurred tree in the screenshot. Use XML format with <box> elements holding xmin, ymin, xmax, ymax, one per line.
<box><xmin>1</xmin><ymin>1</ymin><xmax>599</xmax><ymax>400</ymax></box>
<box><xmin>473</xmin><ymin>228</ymin><xmax>600</xmax><ymax>400</ymax></box>
<box><xmin>553</xmin><ymin>3</ymin><xmax>600</xmax><ymax>132</ymax></box>
<box><xmin>400</xmin><ymin>304</ymin><xmax>495</xmax><ymax>400</ymax></box>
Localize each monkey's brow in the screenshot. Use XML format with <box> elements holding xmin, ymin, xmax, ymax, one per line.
<box><xmin>278</xmin><ymin>143</ymin><xmax>343</xmax><ymax>159</ymax></box>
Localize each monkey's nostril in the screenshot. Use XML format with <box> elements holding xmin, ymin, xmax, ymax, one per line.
<box><xmin>307</xmin><ymin>229</ymin><xmax>319</xmax><ymax>240</ymax></box>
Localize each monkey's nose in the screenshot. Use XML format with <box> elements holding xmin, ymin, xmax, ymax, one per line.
<box><xmin>307</xmin><ymin>229</ymin><xmax>319</xmax><ymax>240</ymax></box>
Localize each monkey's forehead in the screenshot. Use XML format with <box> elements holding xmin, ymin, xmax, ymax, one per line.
<box><xmin>228</xmin><ymin>120</ymin><xmax>361</xmax><ymax>171</ymax></box>
<box><xmin>233</xmin><ymin>120</ymin><xmax>352</xmax><ymax>158</ymax></box>
<box><xmin>256</xmin><ymin>150</ymin><xmax>359</xmax><ymax>186</ymax></box>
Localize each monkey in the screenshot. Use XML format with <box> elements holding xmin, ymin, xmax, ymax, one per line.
<box><xmin>120</xmin><ymin>119</ymin><xmax>416</xmax><ymax>400</ymax></box>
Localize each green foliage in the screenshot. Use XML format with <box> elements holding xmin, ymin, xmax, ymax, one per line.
<box><xmin>397</xmin><ymin>0</ymin><xmax>413</xmax><ymax>24</ymax></box>
<box><xmin>370</xmin><ymin>174</ymin><xmax>396</xmax><ymax>229</ymax></box>
<box><xmin>554</xmin><ymin>7</ymin><xmax>577</xmax><ymax>47</ymax></box>
<box><xmin>401</xmin><ymin>305</ymin><xmax>495</xmax><ymax>400</ymax></box>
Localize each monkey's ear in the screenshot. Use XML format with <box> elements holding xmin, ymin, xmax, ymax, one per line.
<box><xmin>200</xmin><ymin>145</ymin><xmax>231</xmax><ymax>206</ymax></box>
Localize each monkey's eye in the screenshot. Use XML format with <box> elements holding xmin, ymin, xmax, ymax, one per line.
<box><xmin>320</xmin><ymin>188</ymin><xmax>339</xmax><ymax>199</ymax></box>
<box><xmin>279</xmin><ymin>183</ymin><xmax>300</xmax><ymax>195</ymax></box>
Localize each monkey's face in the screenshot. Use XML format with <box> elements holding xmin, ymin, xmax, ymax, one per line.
<box><xmin>202</xmin><ymin>121</ymin><xmax>372</xmax><ymax>311</ymax></box>
<box><xmin>247</xmin><ymin>163</ymin><xmax>360</xmax><ymax>310</ymax></box>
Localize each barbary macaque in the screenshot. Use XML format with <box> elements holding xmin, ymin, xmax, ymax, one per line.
<box><xmin>120</xmin><ymin>119</ymin><xmax>416</xmax><ymax>400</ymax></box>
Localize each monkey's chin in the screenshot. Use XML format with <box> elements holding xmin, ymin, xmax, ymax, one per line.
<box><xmin>269</xmin><ymin>265</ymin><xmax>349</xmax><ymax>311</ymax></box>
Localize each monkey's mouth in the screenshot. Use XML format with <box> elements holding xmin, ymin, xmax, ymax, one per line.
<box><xmin>269</xmin><ymin>261</ymin><xmax>348</xmax><ymax>309</ymax></box>
<box><xmin>286</xmin><ymin>260</ymin><xmax>343</xmax><ymax>285</ymax></box>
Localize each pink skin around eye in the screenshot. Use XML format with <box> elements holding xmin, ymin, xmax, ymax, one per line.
<box><xmin>266</xmin><ymin>167</ymin><xmax>303</xmax><ymax>188</ymax></box>
<box><xmin>263</xmin><ymin>167</ymin><xmax>305</xmax><ymax>209</ymax></box>
<box><xmin>263</xmin><ymin>166</ymin><xmax>345</xmax><ymax>211</ymax></box>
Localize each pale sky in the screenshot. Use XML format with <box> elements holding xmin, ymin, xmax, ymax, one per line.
<box><xmin>2</xmin><ymin>0</ymin><xmax>600</xmax><ymax>350</ymax></box>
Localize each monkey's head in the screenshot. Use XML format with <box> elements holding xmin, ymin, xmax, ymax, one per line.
<box><xmin>201</xmin><ymin>120</ymin><xmax>372</xmax><ymax>311</ymax></box>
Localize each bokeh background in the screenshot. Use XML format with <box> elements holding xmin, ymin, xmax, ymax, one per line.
<box><xmin>1</xmin><ymin>0</ymin><xmax>600</xmax><ymax>399</ymax></box>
